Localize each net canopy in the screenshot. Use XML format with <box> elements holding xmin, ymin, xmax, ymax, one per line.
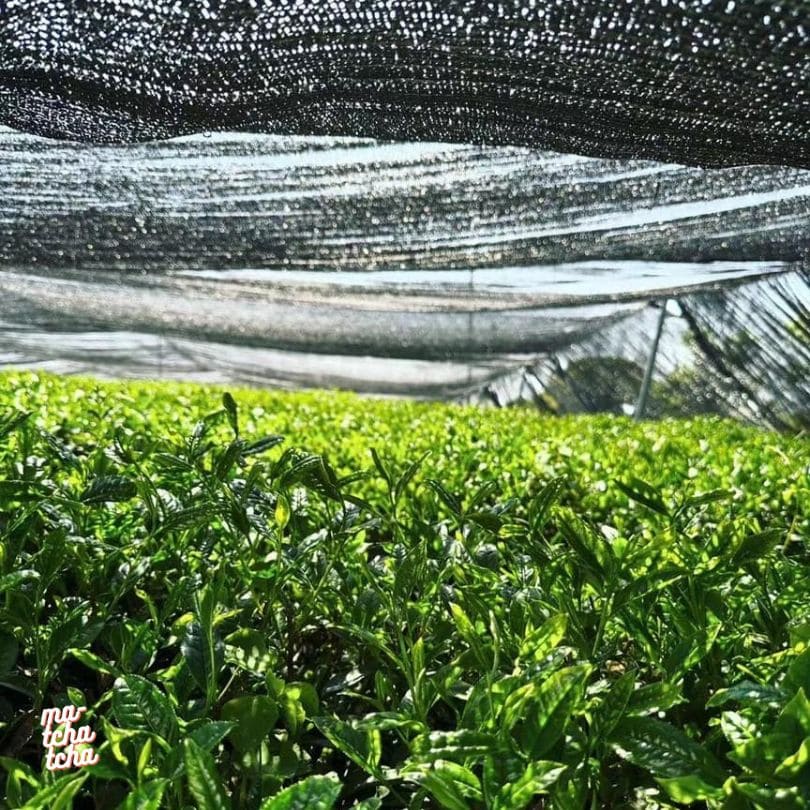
<box><xmin>1</xmin><ymin>0</ymin><xmax>808</xmax><ymax>166</ymax></box>
<box><xmin>0</xmin><ymin>1</ymin><xmax>808</xmax><ymax>429</ymax></box>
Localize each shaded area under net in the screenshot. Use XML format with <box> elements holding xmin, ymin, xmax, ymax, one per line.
<box><xmin>1</xmin><ymin>0</ymin><xmax>808</xmax><ymax>428</ymax></box>
<box><xmin>488</xmin><ymin>275</ymin><xmax>810</xmax><ymax>431</ymax></box>
<box><xmin>0</xmin><ymin>130</ymin><xmax>807</xmax><ymax>429</ymax></box>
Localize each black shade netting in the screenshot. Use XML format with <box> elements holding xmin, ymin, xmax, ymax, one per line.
<box><xmin>0</xmin><ymin>0</ymin><xmax>808</xmax><ymax>168</ymax></box>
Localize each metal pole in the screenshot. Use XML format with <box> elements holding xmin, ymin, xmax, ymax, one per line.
<box><xmin>634</xmin><ymin>300</ymin><xmax>668</xmax><ymax>420</ymax></box>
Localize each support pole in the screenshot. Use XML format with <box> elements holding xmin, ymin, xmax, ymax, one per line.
<box><xmin>634</xmin><ymin>300</ymin><xmax>668</xmax><ymax>420</ymax></box>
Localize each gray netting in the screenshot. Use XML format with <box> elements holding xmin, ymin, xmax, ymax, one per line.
<box><xmin>0</xmin><ymin>1</ymin><xmax>808</xmax><ymax>428</ymax></box>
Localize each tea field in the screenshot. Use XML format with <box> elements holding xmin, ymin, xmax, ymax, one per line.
<box><xmin>0</xmin><ymin>372</ymin><xmax>808</xmax><ymax>809</ymax></box>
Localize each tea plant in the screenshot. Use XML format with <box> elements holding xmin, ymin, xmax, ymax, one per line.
<box><xmin>0</xmin><ymin>372</ymin><xmax>807</xmax><ymax>809</ymax></box>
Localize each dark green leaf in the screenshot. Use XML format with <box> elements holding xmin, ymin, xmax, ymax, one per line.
<box><xmin>243</xmin><ymin>435</ymin><xmax>284</xmax><ymax>456</ymax></box>
<box><xmin>260</xmin><ymin>774</ymin><xmax>342</xmax><ymax>810</ymax></box>
<box><xmin>615</xmin><ymin>477</ymin><xmax>670</xmax><ymax>517</ymax></box>
<box><xmin>80</xmin><ymin>475</ymin><xmax>137</xmax><ymax>504</ymax></box>
<box><xmin>426</xmin><ymin>479</ymin><xmax>463</xmax><ymax>517</ymax></box>
<box><xmin>16</xmin><ymin>771</ymin><xmax>88</xmax><ymax>810</ymax></box>
<box><xmin>627</xmin><ymin>682</ymin><xmax>686</xmax><ymax>715</ymax></box>
<box><xmin>313</xmin><ymin>717</ymin><xmax>383</xmax><ymax>778</ymax></box>
<box><xmin>184</xmin><ymin>738</ymin><xmax>231</xmax><ymax>810</ymax></box>
<box><xmin>222</xmin><ymin>392</ymin><xmax>239</xmax><ymax>437</ymax></box>
<box><xmin>370</xmin><ymin>448</ymin><xmax>392</xmax><ymax>489</ymax></box>
<box><xmin>221</xmin><ymin>696</ymin><xmax>278</xmax><ymax>753</ymax></box>
<box><xmin>112</xmin><ymin>675</ymin><xmax>178</xmax><ymax>743</ymax></box>
<box><xmin>411</xmin><ymin>730</ymin><xmax>499</xmax><ymax>761</ymax></box>
<box><xmin>707</xmin><ymin>681</ymin><xmax>785</xmax><ymax>709</ymax></box>
<box><xmin>611</xmin><ymin>716</ymin><xmax>725</xmax><ymax>783</ymax></box>
<box><xmin>0</xmin><ymin>409</ymin><xmax>31</xmax><ymax>440</ymax></box>
<box><xmin>509</xmin><ymin>665</ymin><xmax>590</xmax><ymax>759</ymax></box>
<box><xmin>594</xmin><ymin>671</ymin><xmax>636</xmax><ymax>739</ymax></box>
<box><xmin>214</xmin><ymin>441</ymin><xmax>243</xmax><ymax>481</ymax></box>
<box><xmin>785</xmin><ymin>648</ymin><xmax>810</xmax><ymax>694</ymax></box>
<box><xmin>529</xmin><ymin>477</ymin><xmax>566</xmax><ymax>530</ymax></box>
<box><xmin>119</xmin><ymin>779</ymin><xmax>170</xmax><ymax>810</ymax></box>
<box><xmin>394</xmin><ymin>452</ymin><xmax>429</xmax><ymax>505</ymax></box>
<box><xmin>731</xmin><ymin>529</ymin><xmax>783</xmax><ymax>567</ymax></box>
<box><xmin>182</xmin><ymin>606</ymin><xmax>224</xmax><ymax>706</ymax></box>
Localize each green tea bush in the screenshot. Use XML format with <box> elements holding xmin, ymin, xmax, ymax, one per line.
<box><xmin>0</xmin><ymin>372</ymin><xmax>808</xmax><ymax>809</ymax></box>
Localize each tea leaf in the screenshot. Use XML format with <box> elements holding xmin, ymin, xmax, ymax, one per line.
<box><xmin>119</xmin><ymin>778</ymin><xmax>170</xmax><ymax>810</ymax></box>
<box><xmin>615</xmin><ymin>477</ymin><xmax>670</xmax><ymax>517</ymax></box>
<box><xmin>80</xmin><ymin>475</ymin><xmax>137</xmax><ymax>504</ymax></box>
<box><xmin>17</xmin><ymin>772</ymin><xmax>88</xmax><ymax>810</ymax></box>
<box><xmin>426</xmin><ymin>479</ymin><xmax>463</xmax><ymax>518</ymax></box>
<box><xmin>313</xmin><ymin>717</ymin><xmax>383</xmax><ymax>778</ymax></box>
<box><xmin>493</xmin><ymin>760</ymin><xmax>567</xmax><ymax>808</ymax></box>
<box><xmin>222</xmin><ymin>392</ymin><xmax>239</xmax><ymax>437</ymax></box>
<box><xmin>182</xmin><ymin>585</ymin><xmax>224</xmax><ymax>706</ymax></box>
<box><xmin>611</xmin><ymin>717</ymin><xmax>725</xmax><ymax>783</ymax></box>
<box><xmin>412</xmin><ymin>730</ymin><xmax>499</xmax><ymax>761</ymax></box>
<box><xmin>260</xmin><ymin>774</ymin><xmax>342</xmax><ymax>810</ymax></box>
<box><xmin>112</xmin><ymin>675</ymin><xmax>178</xmax><ymax>743</ymax></box>
<box><xmin>183</xmin><ymin>738</ymin><xmax>231</xmax><ymax>810</ymax></box>
<box><xmin>0</xmin><ymin>409</ymin><xmax>31</xmax><ymax>440</ymax></box>
<box><xmin>243</xmin><ymin>435</ymin><xmax>284</xmax><ymax>456</ymax></box>
<box><xmin>221</xmin><ymin>696</ymin><xmax>278</xmax><ymax>752</ymax></box>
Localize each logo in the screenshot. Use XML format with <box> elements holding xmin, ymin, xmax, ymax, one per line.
<box><xmin>40</xmin><ymin>705</ymin><xmax>100</xmax><ymax>771</ymax></box>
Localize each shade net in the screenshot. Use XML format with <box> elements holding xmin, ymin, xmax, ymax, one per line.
<box><xmin>0</xmin><ymin>1</ymin><xmax>808</xmax><ymax>428</ymax></box>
